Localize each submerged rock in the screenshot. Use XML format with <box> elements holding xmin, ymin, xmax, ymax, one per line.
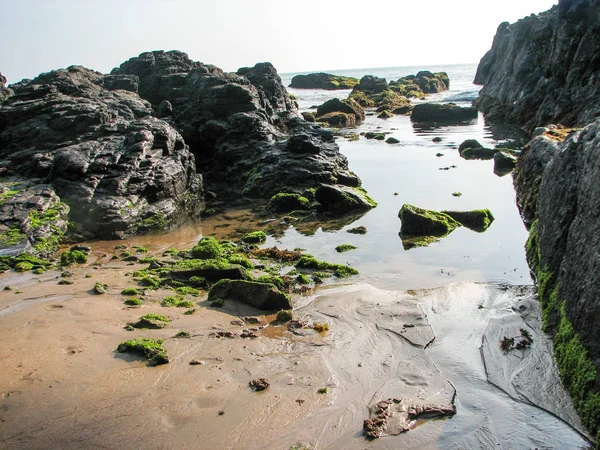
<box><xmin>289</xmin><ymin>73</ymin><xmax>359</xmax><ymax>90</ymax></box>
<box><xmin>208</xmin><ymin>279</ymin><xmax>292</xmax><ymax>310</ymax></box>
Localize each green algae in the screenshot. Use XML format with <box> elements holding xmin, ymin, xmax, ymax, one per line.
<box><xmin>117</xmin><ymin>337</ymin><xmax>168</xmax><ymax>366</ymax></box>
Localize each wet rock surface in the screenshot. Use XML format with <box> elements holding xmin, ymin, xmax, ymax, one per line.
<box><xmin>411</xmin><ymin>103</ymin><xmax>478</xmax><ymax>123</ymax></box>
<box><xmin>0</xmin><ymin>65</ymin><xmax>203</xmax><ymax>240</ymax></box>
<box><xmin>112</xmin><ymin>50</ymin><xmax>362</xmax><ymax>201</ymax></box>
<box><xmin>474</xmin><ymin>0</ymin><xmax>600</xmax><ymax>133</ymax></box>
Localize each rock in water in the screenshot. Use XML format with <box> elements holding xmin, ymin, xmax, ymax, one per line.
<box><xmin>473</xmin><ymin>0</ymin><xmax>600</xmax><ymax>132</ymax></box>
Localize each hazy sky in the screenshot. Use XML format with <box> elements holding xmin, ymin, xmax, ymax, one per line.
<box><xmin>1</xmin><ymin>0</ymin><xmax>557</xmax><ymax>84</ymax></box>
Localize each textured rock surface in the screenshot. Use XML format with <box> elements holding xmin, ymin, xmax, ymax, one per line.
<box><xmin>516</xmin><ymin>119</ymin><xmax>600</xmax><ymax>440</ymax></box>
<box><xmin>208</xmin><ymin>279</ymin><xmax>292</xmax><ymax>310</ymax></box>
<box><xmin>474</xmin><ymin>0</ymin><xmax>600</xmax><ymax>133</ymax></box>
<box><xmin>289</xmin><ymin>72</ymin><xmax>359</xmax><ymax>90</ymax></box>
<box><xmin>513</xmin><ymin>134</ymin><xmax>560</xmax><ymax>224</ymax></box>
<box><xmin>0</xmin><ymin>72</ymin><xmax>13</xmax><ymax>102</ymax></box>
<box><xmin>0</xmin><ymin>65</ymin><xmax>203</xmax><ymax>240</ymax></box>
<box><xmin>112</xmin><ymin>51</ymin><xmax>361</xmax><ymax>199</ymax></box>
<box><xmin>411</xmin><ymin>103</ymin><xmax>478</xmax><ymax>123</ymax></box>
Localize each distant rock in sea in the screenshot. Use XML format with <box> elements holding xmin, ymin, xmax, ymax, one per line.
<box><xmin>289</xmin><ymin>72</ymin><xmax>359</xmax><ymax>90</ymax></box>
<box><xmin>0</xmin><ymin>50</ymin><xmax>373</xmax><ymax>249</ymax></box>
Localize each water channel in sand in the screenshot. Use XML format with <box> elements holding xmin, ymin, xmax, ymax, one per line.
<box><xmin>0</xmin><ymin>65</ymin><xmax>592</xmax><ymax>448</ymax></box>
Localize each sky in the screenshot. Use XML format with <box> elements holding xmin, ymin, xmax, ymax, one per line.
<box><xmin>1</xmin><ymin>0</ymin><xmax>558</xmax><ymax>84</ymax></box>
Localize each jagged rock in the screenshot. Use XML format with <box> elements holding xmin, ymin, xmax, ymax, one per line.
<box><xmin>315</xmin><ymin>184</ymin><xmax>376</xmax><ymax>213</ymax></box>
<box><xmin>289</xmin><ymin>73</ymin><xmax>359</xmax><ymax>90</ymax></box>
<box><xmin>474</xmin><ymin>0</ymin><xmax>600</xmax><ymax>133</ymax></box>
<box><xmin>208</xmin><ymin>279</ymin><xmax>292</xmax><ymax>310</ymax></box>
<box><xmin>316</xmin><ymin>98</ymin><xmax>365</xmax><ymax>124</ymax></box>
<box><xmin>113</xmin><ymin>51</ymin><xmax>364</xmax><ymax>202</ymax></box>
<box><xmin>513</xmin><ymin>135</ymin><xmax>560</xmax><ymax>224</ymax></box>
<box><xmin>0</xmin><ymin>65</ymin><xmax>203</xmax><ymax>241</ymax></box>
<box><xmin>411</xmin><ymin>103</ymin><xmax>478</xmax><ymax>123</ymax></box>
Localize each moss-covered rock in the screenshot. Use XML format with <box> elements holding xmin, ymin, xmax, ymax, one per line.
<box><xmin>411</xmin><ymin>103</ymin><xmax>478</xmax><ymax>123</ymax></box>
<box><xmin>134</xmin><ymin>313</ymin><xmax>170</xmax><ymax>329</ymax></box>
<box><xmin>315</xmin><ymin>184</ymin><xmax>376</xmax><ymax>213</ymax></box>
<box><xmin>241</xmin><ymin>231</ymin><xmax>267</xmax><ymax>244</ymax></box>
<box><xmin>170</xmin><ymin>258</ymin><xmax>248</xmax><ymax>281</ymax></box>
<box><xmin>190</xmin><ymin>236</ymin><xmax>223</xmax><ymax>259</ymax></box>
<box><xmin>117</xmin><ymin>337</ymin><xmax>169</xmax><ymax>366</ymax></box>
<box><xmin>60</xmin><ymin>250</ymin><xmax>88</xmax><ymax>265</ymax></box>
<box><xmin>268</xmin><ymin>193</ymin><xmax>311</xmax><ymax>213</ymax></box>
<box><xmin>442</xmin><ymin>209</ymin><xmax>495</xmax><ymax>232</ymax></box>
<box><xmin>335</xmin><ymin>244</ymin><xmax>357</xmax><ymax>253</ymax></box>
<box><xmin>398</xmin><ymin>204</ymin><xmax>461</xmax><ymax>237</ymax></box>
<box><xmin>208</xmin><ymin>279</ymin><xmax>292</xmax><ymax>310</ymax></box>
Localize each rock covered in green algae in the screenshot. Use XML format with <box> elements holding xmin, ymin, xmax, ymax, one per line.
<box><xmin>117</xmin><ymin>337</ymin><xmax>169</xmax><ymax>366</ymax></box>
<box><xmin>398</xmin><ymin>204</ymin><xmax>461</xmax><ymax>237</ymax></box>
<box><xmin>133</xmin><ymin>313</ymin><xmax>171</xmax><ymax>329</ymax></box>
<box><xmin>268</xmin><ymin>193</ymin><xmax>311</xmax><ymax>213</ymax></box>
<box><xmin>208</xmin><ymin>279</ymin><xmax>292</xmax><ymax>310</ymax></box>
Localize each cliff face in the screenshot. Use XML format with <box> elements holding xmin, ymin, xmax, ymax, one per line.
<box><xmin>515</xmin><ymin>121</ymin><xmax>600</xmax><ymax>442</ymax></box>
<box><xmin>474</xmin><ymin>0</ymin><xmax>600</xmax><ymax>134</ymax></box>
<box><xmin>479</xmin><ymin>0</ymin><xmax>600</xmax><ymax>441</ymax></box>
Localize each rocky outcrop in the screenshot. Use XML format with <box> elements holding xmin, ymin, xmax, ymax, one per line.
<box><xmin>474</xmin><ymin>0</ymin><xmax>600</xmax><ymax>133</ymax></box>
<box><xmin>289</xmin><ymin>73</ymin><xmax>359</xmax><ymax>90</ymax></box>
<box><xmin>112</xmin><ymin>51</ymin><xmax>362</xmax><ymax>199</ymax></box>
<box><xmin>0</xmin><ymin>65</ymin><xmax>203</xmax><ymax>241</ymax></box>
<box><xmin>349</xmin><ymin>76</ymin><xmax>412</xmax><ymax>114</ymax></box>
<box><xmin>390</xmin><ymin>71</ymin><xmax>450</xmax><ymax>98</ymax></box>
<box><xmin>515</xmin><ymin>119</ymin><xmax>600</xmax><ymax>441</ymax></box>
<box><xmin>411</xmin><ymin>103</ymin><xmax>478</xmax><ymax>123</ymax></box>
<box><xmin>315</xmin><ymin>97</ymin><xmax>365</xmax><ymax>127</ymax></box>
<box><xmin>0</xmin><ymin>72</ymin><xmax>13</xmax><ymax>102</ymax></box>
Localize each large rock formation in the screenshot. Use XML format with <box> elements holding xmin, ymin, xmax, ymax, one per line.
<box><xmin>0</xmin><ymin>51</ymin><xmax>372</xmax><ymax>248</ymax></box>
<box><xmin>474</xmin><ymin>0</ymin><xmax>600</xmax><ymax>133</ymax></box>
<box><xmin>0</xmin><ymin>65</ymin><xmax>203</xmax><ymax>241</ymax></box>
<box><xmin>112</xmin><ymin>51</ymin><xmax>362</xmax><ymax>199</ymax></box>
<box><xmin>515</xmin><ymin>121</ymin><xmax>600</xmax><ymax>441</ymax></box>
